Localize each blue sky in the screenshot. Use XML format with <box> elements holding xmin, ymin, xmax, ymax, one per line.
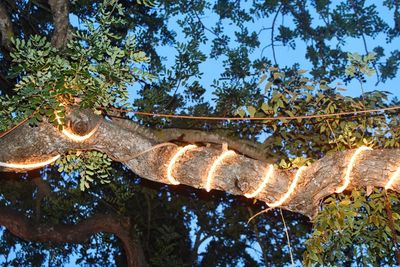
<box><xmin>154</xmin><ymin>0</ymin><xmax>399</xmax><ymax>105</ymax></box>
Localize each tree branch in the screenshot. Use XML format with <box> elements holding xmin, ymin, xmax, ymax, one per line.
<box><xmin>0</xmin><ymin>1</ymin><xmax>14</xmax><ymax>51</ymax></box>
<box><xmin>271</xmin><ymin>4</ymin><xmax>282</xmax><ymax>66</ymax></box>
<box><xmin>1</xmin><ymin>111</ymin><xmax>400</xmax><ymax>218</ymax></box>
<box><xmin>0</xmin><ymin>206</ymin><xmax>148</xmax><ymax>267</ymax></box>
<box><xmin>48</xmin><ymin>0</ymin><xmax>71</xmax><ymax>49</ymax></box>
<box><xmin>153</xmin><ymin>127</ymin><xmax>275</xmax><ymax>162</ymax></box>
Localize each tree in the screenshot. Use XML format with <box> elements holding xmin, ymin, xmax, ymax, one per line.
<box><xmin>0</xmin><ymin>0</ymin><xmax>399</xmax><ymax>266</ymax></box>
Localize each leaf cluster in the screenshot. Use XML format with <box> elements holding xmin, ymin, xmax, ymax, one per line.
<box><xmin>304</xmin><ymin>189</ymin><xmax>400</xmax><ymax>266</ymax></box>
<box><xmin>57</xmin><ymin>150</ymin><xmax>112</xmax><ymax>191</ymax></box>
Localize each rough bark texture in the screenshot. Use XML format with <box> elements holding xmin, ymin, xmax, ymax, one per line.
<box><xmin>0</xmin><ymin>206</ymin><xmax>148</xmax><ymax>267</ymax></box>
<box><xmin>48</xmin><ymin>0</ymin><xmax>71</xmax><ymax>48</ymax></box>
<box><xmin>1</xmin><ymin>111</ymin><xmax>400</xmax><ymax>219</ymax></box>
<box><xmin>0</xmin><ymin>1</ymin><xmax>13</xmax><ymax>51</ymax></box>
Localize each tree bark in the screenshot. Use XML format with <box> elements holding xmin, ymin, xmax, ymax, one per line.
<box><xmin>0</xmin><ymin>206</ymin><xmax>148</xmax><ymax>267</ymax></box>
<box><xmin>0</xmin><ymin>1</ymin><xmax>13</xmax><ymax>51</ymax></box>
<box><xmin>48</xmin><ymin>0</ymin><xmax>71</xmax><ymax>49</ymax></box>
<box><xmin>1</xmin><ymin>111</ymin><xmax>400</xmax><ymax>219</ymax></box>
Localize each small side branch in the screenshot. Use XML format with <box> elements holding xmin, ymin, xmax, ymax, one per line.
<box><xmin>271</xmin><ymin>4</ymin><xmax>282</xmax><ymax>66</ymax></box>
<box><xmin>154</xmin><ymin>127</ymin><xmax>275</xmax><ymax>162</ymax></box>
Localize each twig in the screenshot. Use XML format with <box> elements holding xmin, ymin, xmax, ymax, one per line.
<box><xmin>0</xmin><ymin>110</ymin><xmax>38</xmax><ymax>139</ymax></box>
<box><xmin>271</xmin><ymin>4</ymin><xmax>282</xmax><ymax>66</ymax></box>
<box><xmin>280</xmin><ymin>208</ymin><xmax>295</xmax><ymax>267</ymax></box>
<box><xmin>384</xmin><ymin>191</ymin><xmax>400</xmax><ymax>265</ymax></box>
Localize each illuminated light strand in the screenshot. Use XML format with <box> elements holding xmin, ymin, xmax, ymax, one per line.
<box><xmin>267</xmin><ymin>166</ymin><xmax>307</xmax><ymax>208</ymax></box>
<box><xmin>61</xmin><ymin>126</ymin><xmax>99</xmax><ymax>142</ymax></box>
<box><xmin>167</xmin><ymin>144</ymin><xmax>198</xmax><ymax>185</ymax></box>
<box><xmin>385</xmin><ymin>165</ymin><xmax>400</xmax><ymax>190</ymax></box>
<box><xmin>205</xmin><ymin>150</ymin><xmax>236</xmax><ymax>192</ymax></box>
<box><xmin>56</xmin><ymin>114</ymin><xmax>100</xmax><ymax>142</ymax></box>
<box><xmin>245</xmin><ymin>164</ymin><xmax>274</xmax><ymax>198</ymax></box>
<box><xmin>0</xmin><ymin>155</ymin><xmax>61</xmax><ymax>170</ymax></box>
<box><xmin>335</xmin><ymin>146</ymin><xmax>373</xmax><ymax>193</ymax></box>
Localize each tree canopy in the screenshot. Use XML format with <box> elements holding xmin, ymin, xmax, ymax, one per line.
<box><xmin>0</xmin><ymin>0</ymin><xmax>400</xmax><ymax>266</ymax></box>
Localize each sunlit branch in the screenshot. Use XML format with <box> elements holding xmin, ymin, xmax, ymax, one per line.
<box><xmin>0</xmin><ymin>155</ymin><xmax>60</xmax><ymax>170</ymax></box>
<box><xmin>205</xmin><ymin>150</ymin><xmax>236</xmax><ymax>192</ymax></box>
<box><xmin>267</xmin><ymin>166</ymin><xmax>307</xmax><ymax>208</ymax></box>
<box><xmin>245</xmin><ymin>164</ymin><xmax>274</xmax><ymax>198</ymax></box>
<box><xmin>385</xmin><ymin>165</ymin><xmax>400</xmax><ymax>190</ymax></box>
<box><xmin>166</xmin><ymin>144</ymin><xmax>198</xmax><ymax>185</ymax></box>
<box><xmin>335</xmin><ymin>146</ymin><xmax>373</xmax><ymax>193</ymax></box>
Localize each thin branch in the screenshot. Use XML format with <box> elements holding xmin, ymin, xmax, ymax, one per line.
<box><xmin>280</xmin><ymin>208</ymin><xmax>294</xmax><ymax>267</ymax></box>
<box><xmin>0</xmin><ymin>110</ymin><xmax>39</xmax><ymax>139</ymax></box>
<box><xmin>271</xmin><ymin>4</ymin><xmax>282</xmax><ymax>66</ymax></box>
<box><xmin>247</xmin><ymin>207</ymin><xmax>269</xmax><ymax>265</ymax></box>
<box><xmin>384</xmin><ymin>192</ymin><xmax>400</xmax><ymax>265</ymax></box>
<box><xmin>349</xmin><ymin>0</ymin><xmax>381</xmax><ymax>85</ymax></box>
<box><xmin>193</xmin><ymin>11</ymin><xmax>220</xmax><ymax>38</ymax></box>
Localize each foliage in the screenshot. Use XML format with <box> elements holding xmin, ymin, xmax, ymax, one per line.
<box><xmin>1</xmin><ymin>0</ymin><xmax>151</xmax><ymax>130</ymax></box>
<box><xmin>304</xmin><ymin>189</ymin><xmax>400</xmax><ymax>266</ymax></box>
<box><xmin>57</xmin><ymin>151</ymin><xmax>113</xmax><ymax>191</ymax></box>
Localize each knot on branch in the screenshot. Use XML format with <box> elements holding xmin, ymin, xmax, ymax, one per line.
<box><xmin>67</xmin><ymin>108</ymin><xmax>100</xmax><ymax>135</ymax></box>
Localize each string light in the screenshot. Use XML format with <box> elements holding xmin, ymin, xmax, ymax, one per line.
<box><xmin>56</xmin><ymin>113</ymin><xmax>99</xmax><ymax>142</ymax></box>
<box><xmin>385</xmin><ymin>165</ymin><xmax>400</xmax><ymax>190</ymax></box>
<box><xmin>0</xmin><ymin>155</ymin><xmax>61</xmax><ymax>170</ymax></box>
<box><xmin>166</xmin><ymin>144</ymin><xmax>198</xmax><ymax>185</ymax></box>
<box><xmin>107</xmin><ymin>105</ymin><xmax>400</xmax><ymax>122</ymax></box>
<box><xmin>61</xmin><ymin>126</ymin><xmax>98</xmax><ymax>142</ymax></box>
<box><xmin>205</xmin><ymin>150</ymin><xmax>236</xmax><ymax>192</ymax></box>
<box><xmin>245</xmin><ymin>164</ymin><xmax>274</xmax><ymax>198</ymax></box>
<box><xmin>267</xmin><ymin>166</ymin><xmax>307</xmax><ymax>208</ymax></box>
<box><xmin>335</xmin><ymin>146</ymin><xmax>373</xmax><ymax>193</ymax></box>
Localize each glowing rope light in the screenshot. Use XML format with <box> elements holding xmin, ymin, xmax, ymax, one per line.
<box><xmin>0</xmin><ymin>155</ymin><xmax>61</xmax><ymax>170</ymax></box>
<box><xmin>385</xmin><ymin>165</ymin><xmax>400</xmax><ymax>190</ymax></box>
<box><xmin>56</xmin><ymin>114</ymin><xmax>99</xmax><ymax>142</ymax></box>
<box><xmin>167</xmin><ymin>144</ymin><xmax>198</xmax><ymax>185</ymax></box>
<box><xmin>205</xmin><ymin>150</ymin><xmax>236</xmax><ymax>192</ymax></box>
<box><xmin>267</xmin><ymin>166</ymin><xmax>307</xmax><ymax>208</ymax></box>
<box><xmin>335</xmin><ymin>146</ymin><xmax>373</xmax><ymax>193</ymax></box>
<box><xmin>245</xmin><ymin>164</ymin><xmax>274</xmax><ymax>198</ymax></box>
<box><xmin>61</xmin><ymin>127</ymin><xmax>98</xmax><ymax>142</ymax></box>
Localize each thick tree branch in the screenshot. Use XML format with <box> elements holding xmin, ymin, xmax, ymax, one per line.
<box><xmin>1</xmin><ymin>111</ymin><xmax>400</xmax><ymax>218</ymax></box>
<box><xmin>0</xmin><ymin>206</ymin><xmax>148</xmax><ymax>267</ymax></box>
<box><xmin>48</xmin><ymin>0</ymin><xmax>71</xmax><ymax>49</ymax></box>
<box><xmin>0</xmin><ymin>1</ymin><xmax>14</xmax><ymax>51</ymax></box>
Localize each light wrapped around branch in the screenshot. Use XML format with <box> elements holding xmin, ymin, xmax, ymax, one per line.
<box><xmin>385</xmin><ymin>165</ymin><xmax>400</xmax><ymax>190</ymax></box>
<box><xmin>205</xmin><ymin>150</ymin><xmax>236</xmax><ymax>192</ymax></box>
<box><xmin>335</xmin><ymin>146</ymin><xmax>373</xmax><ymax>193</ymax></box>
<box><xmin>267</xmin><ymin>166</ymin><xmax>307</xmax><ymax>208</ymax></box>
<box><xmin>0</xmin><ymin>155</ymin><xmax>60</xmax><ymax>170</ymax></box>
<box><xmin>166</xmin><ymin>144</ymin><xmax>198</xmax><ymax>185</ymax></box>
<box><xmin>245</xmin><ymin>164</ymin><xmax>274</xmax><ymax>198</ymax></box>
<box><xmin>56</xmin><ymin>113</ymin><xmax>99</xmax><ymax>142</ymax></box>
